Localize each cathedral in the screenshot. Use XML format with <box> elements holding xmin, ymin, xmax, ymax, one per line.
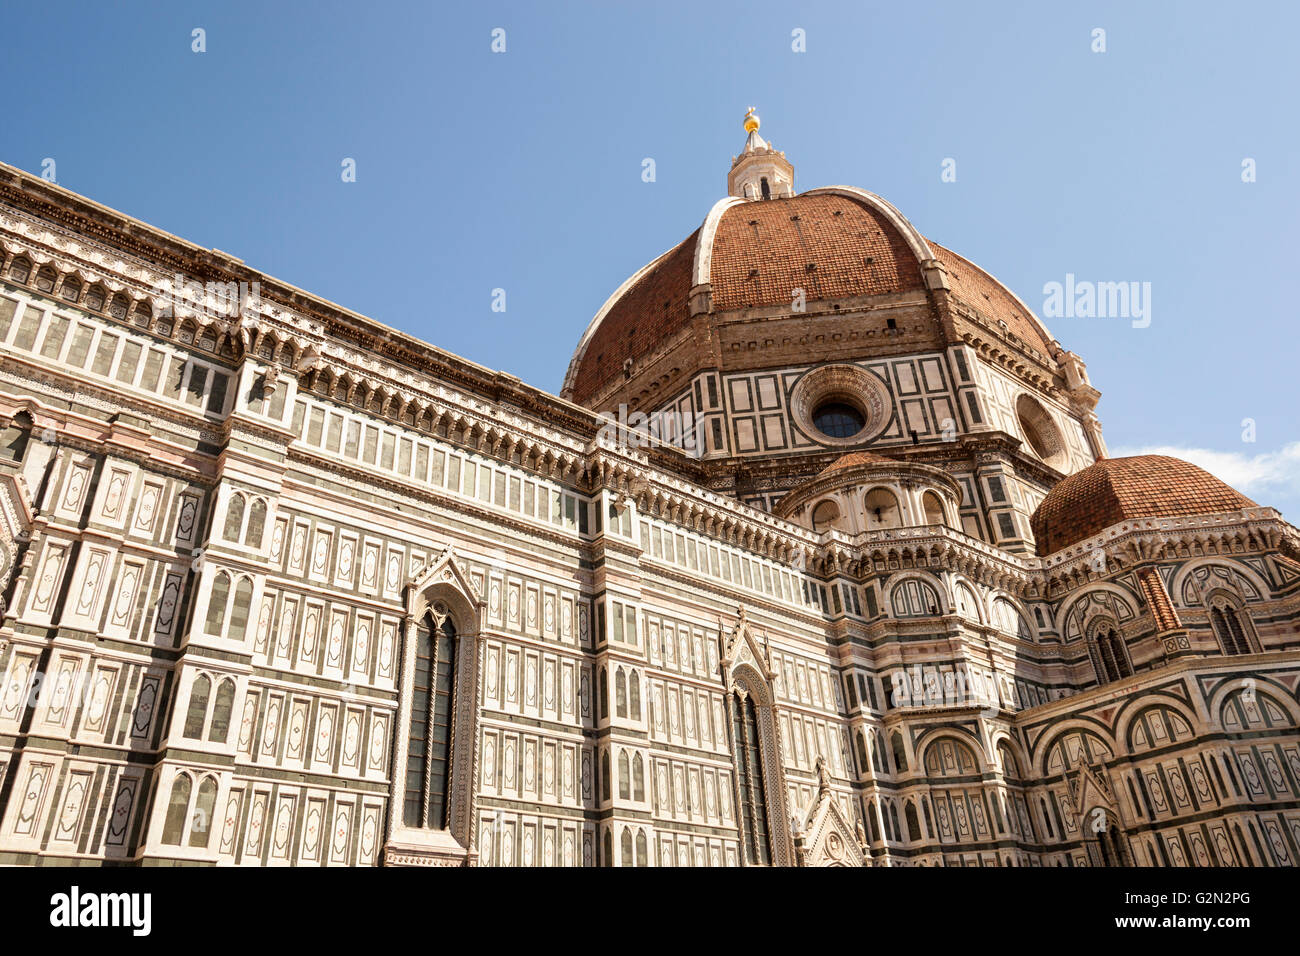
<box><xmin>0</xmin><ymin>111</ymin><xmax>1297</xmax><ymax>868</ymax></box>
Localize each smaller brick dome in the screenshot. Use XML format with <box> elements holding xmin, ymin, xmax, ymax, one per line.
<box><xmin>1031</xmin><ymin>455</ymin><xmax>1258</xmax><ymax>555</ymax></box>
<box><xmin>817</xmin><ymin>451</ymin><xmax>893</xmax><ymax>477</ymax></box>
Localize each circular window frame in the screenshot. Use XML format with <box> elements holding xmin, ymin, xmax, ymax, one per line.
<box><xmin>791</xmin><ymin>364</ymin><xmax>892</xmax><ymax>447</ymax></box>
<box><xmin>1014</xmin><ymin>394</ymin><xmax>1069</xmax><ymax>470</ymax></box>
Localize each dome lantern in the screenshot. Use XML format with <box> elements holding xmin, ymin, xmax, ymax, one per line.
<box><xmin>729</xmin><ymin>107</ymin><xmax>794</xmax><ymax>200</ymax></box>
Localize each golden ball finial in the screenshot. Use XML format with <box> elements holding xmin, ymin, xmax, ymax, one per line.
<box><xmin>743</xmin><ymin>107</ymin><xmax>760</xmax><ymax>133</ymax></box>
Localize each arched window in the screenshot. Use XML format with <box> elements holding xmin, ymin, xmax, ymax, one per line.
<box><xmin>205</xmin><ymin>573</ymin><xmax>230</xmax><ymax>636</ymax></box>
<box><xmin>633</xmin><ymin>753</ymin><xmax>645</xmax><ymax>801</ymax></box>
<box><xmin>228</xmin><ymin>578</ymin><xmax>253</xmax><ymax>642</ymax></box>
<box><xmin>403</xmin><ymin>613</ymin><xmax>458</xmax><ymax>829</ymax></box>
<box><xmin>1088</xmin><ymin>623</ymin><xmax>1131</xmax><ymax>684</ymax></box>
<box><xmin>189</xmin><ymin>777</ymin><xmax>218</xmax><ymax>848</ymax></box>
<box><xmin>618</xmin><ymin>750</ymin><xmax>630</xmax><ymax>800</ymax></box>
<box><xmin>812</xmin><ymin>499</ymin><xmax>840</xmax><ymax>533</ymax></box>
<box><xmin>998</xmin><ymin>742</ymin><xmax>1022</xmax><ymax>781</ymax></box>
<box><xmin>245</xmin><ymin>499</ymin><xmax>267</xmax><ymax>549</ymax></box>
<box><xmin>210</xmin><ymin>679</ymin><xmax>235</xmax><ymax>743</ymax></box>
<box><xmin>603</xmin><ymin>828</ymin><xmax>613</xmax><ymax>868</ymax></box>
<box><xmin>1208</xmin><ymin>598</ymin><xmax>1253</xmax><ymax>655</ymax></box>
<box><xmin>7</xmin><ymin>256</ymin><xmax>31</xmax><ymax>283</ymax></box>
<box><xmin>760</xmin><ymin>177</ymin><xmax>771</xmax><ymax>200</ymax></box>
<box><xmin>85</xmin><ymin>285</ymin><xmax>106</xmax><ymax>311</ymax></box>
<box><xmin>184</xmin><ymin>675</ymin><xmax>210</xmax><ymax>739</ymax></box>
<box><xmin>600</xmin><ymin>751</ymin><xmax>611</xmax><ymax>802</ymax></box>
<box><xmin>621</xmin><ymin>828</ymin><xmax>633</xmax><ymax>866</ymax></box>
<box><xmin>891</xmin><ymin>731</ymin><xmax>908</xmax><ymax>772</ymax></box>
<box><xmin>730</xmin><ymin>691</ymin><xmax>772</xmax><ymax>865</ymax></box>
<box><xmin>954</xmin><ymin>582</ymin><xmax>981</xmax><ymax>622</ymax></box>
<box><xmin>161</xmin><ymin>774</ymin><xmax>192</xmax><ymax>845</ymax></box>
<box><xmin>615</xmin><ymin>668</ymin><xmax>627</xmax><ymax>718</ymax></box>
<box><xmin>921</xmin><ymin>491</ymin><xmax>946</xmax><ymax>526</ymax></box>
<box><xmin>889</xmin><ymin>578</ymin><xmax>941</xmax><ymax>618</ymax></box>
<box><xmin>223</xmin><ymin>493</ymin><xmax>245</xmax><ymax>541</ymax></box>
<box><xmin>905</xmin><ymin>801</ymin><xmax>922</xmax><ymax>841</ymax></box>
<box><xmin>35</xmin><ymin>265</ymin><xmax>56</xmax><ymax>293</ymax></box>
<box><xmin>863</xmin><ymin>488</ymin><xmax>901</xmax><ymax>530</ymax></box>
<box><xmin>108</xmin><ymin>292</ymin><xmax>129</xmax><ymax>319</ymax></box>
<box><xmin>888</xmin><ymin>802</ymin><xmax>901</xmax><ymax>842</ymax></box>
<box><xmin>635</xmin><ymin>829</ymin><xmax>648</xmax><ymax>866</ymax></box>
<box><xmin>61</xmin><ymin>275</ymin><xmax>81</xmax><ymax>302</ymax></box>
<box><xmin>854</xmin><ymin>731</ymin><xmax>869</xmax><ymax>774</ymax></box>
<box><xmin>1090</xmin><ymin>811</ymin><xmax>1129</xmax><ymax>867</ymax></box>
<box><xmin>992</xmin><ymin>597</ymin><xmax>1033</xmax><ymax>640</ymax></box>
<box><xmin>0</xmin><ymin>412</ymin><xmax>33</xmax><ymax>464</ymax></box>
<box><xmin>629</xmin><ymin>670</ymin><xmax>641</xmax><ymax>720</ymax></box>
<box><xmin>923</xmin><ymin>737</ymin><xmax>980</xmax><ymax>777</ymax></box>
<box><xmin>598</xmin><ymin>669</ymin><xmax>608</xmax><ymax>720</ymax></box>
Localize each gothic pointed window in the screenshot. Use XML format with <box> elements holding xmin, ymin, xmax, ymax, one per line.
<box><xmin>1209</xmin><ymin>600</ymin><xmax>1252</xmax><ymax>655</ymax></box>
<box><xmin>905</xmin><ymin>801</ymin><xmax>922</xmax><ymax>841</ymax></box>
<box><xmin>161</xmin><ymin>774</ymin><xmax>191</xmax><ymax>845</ymax></box>
<box><xmin>223</xmin><ymin>493</ymin><xmax>245</xmax><ymax>541</ymax></box>
<box><xmin>891</xmin><ymin>731</ymin><xmax>908</xmax><ymax>772</ymax></box>
<box><xmin>210</xmin><ymin>679</ymin><xmax>235</xmax><ymax>743</ymax></box>
<box><xmin>189</xmin><ymin>777</ymin><xmax>218</xmax><ymax>848</ymax></box>
<box><xmin>245</xmin><ymin>499</ymin><xmax>267</xmax><ymax>548</ymax></box>
<box><xmin>403</xmin><ymin>613</ymin><xmax>458</xmax><ymax>829</ymax></box>
<box><xmin>205</xmin><ymin>573</ymin><xmax>230</xmax><ymax>636</ymax></box>
<box><xmin>183</xmin><ymin>674</ymin><xmax>210</xmax><ymax>739</ymax></box>
<box><xmin>1088</xmin><ymin>622</ymin><xmax>1131</xmax><ymax>684</ymax></box>
<box><xmin>229</xmin><ymin>578</ymin><xmax>252</xmax><ymax>641</ymax></box>
<box><xmin>730</xmin><ymin>691</ymin><xmax>772</xmax><ymax>865</ymax></box>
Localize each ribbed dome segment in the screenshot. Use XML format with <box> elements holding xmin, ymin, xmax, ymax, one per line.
<box><xmin>1031</xmin><ymin>455</ymin><xmax>1258</xmax><ymax>555</ymax></box>
<box><xmin>708</xmin><ymin>192</ymin><xmax>924</xmax><ymax>312</ymax></box>
<box><xmin>563</xmin><ymin>187</ymin><xmax>1057</xmax><ymax>408</ymax></box>
<box><xmin>817</xmin><ymin>451</ymin><xmax>893</xmax><ymax>477</ymax></box>
<box><xmin>928</xmin><ymin>241</ymin><xmax>1054</xmax><ymax>357</ymax></box>
<box><xmin>567</xmin><ymin>230</ymin><xmax>699</xmax><ymax>407</ymax></box>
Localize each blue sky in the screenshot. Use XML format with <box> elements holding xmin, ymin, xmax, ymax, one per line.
<box><xmin>3</xmin><ymin>1</ymin><xmax>1297</xmax><ymax>518</ymax></box>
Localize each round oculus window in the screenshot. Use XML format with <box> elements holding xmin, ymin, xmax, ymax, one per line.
<box><xmin>790</xmin><ymin>364</ymin><xmax>892</xmax><ymax>447</ymax></box>
<box><xmin>812</xmin><ymin>402</ymin><xmax>866</xmax><ymax>439</ymax></box>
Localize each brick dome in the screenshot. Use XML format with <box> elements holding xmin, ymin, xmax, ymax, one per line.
<box><xmin>562</xmin><ymin>187</ymin><xmax>1055</xmax><ymax>407</ymax></box>
<box><xmin>1031</xmin><ymin>455</ymin><xmax>1258</xmax><ymax>555</ymax></box>
<box><xmin>817</xmin><ymin>451</ymin><xmax>893</xmax><ymax>477</ymax></box>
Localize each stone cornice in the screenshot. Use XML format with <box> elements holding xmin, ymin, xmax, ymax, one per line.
<box><xmin>1040</xmin><ymin>507</ymin><xmax>1296</xmax><ymax>593</ymax></box>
